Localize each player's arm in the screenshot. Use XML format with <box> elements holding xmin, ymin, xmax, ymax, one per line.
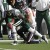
<box><xmin>25</xmin><ymin>8</ymin><xmax>33</xmax><ymax>24</ymax></box>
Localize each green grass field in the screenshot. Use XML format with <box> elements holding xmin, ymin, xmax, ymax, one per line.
<box><xmin>0</xmin><ymin>35</ymin><xmax>50</xmax><ymax>50</ymax></box>
<box><xmin>0</xmin><ymin>42</ymin><xmax>50</xmax><ymax>50</ymax></box>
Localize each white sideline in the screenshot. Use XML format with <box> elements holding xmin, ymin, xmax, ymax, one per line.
<box><xmin>0</xmin><ymin>40</ymin><xmax>24</xmax><ymax>42</ymax></box>
<box><xmin>0</xmin><ymin>39</ymin><xmax>50</xmax><ymax>42</ymax></box>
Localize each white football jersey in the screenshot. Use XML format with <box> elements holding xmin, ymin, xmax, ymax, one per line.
<box><xmin>0</xmin><ymin>0</ymin><xmax>3</xmax><ymax>5</ymax></box>
<box><xmin>32</xmin><ymin>0</ymin><xmax>50</xmax><ymax>11</ymax></box>
<box><xmin>6</xmin><ymin>4</ymin><xmax>21</xmax><ymax>16</ymax></box>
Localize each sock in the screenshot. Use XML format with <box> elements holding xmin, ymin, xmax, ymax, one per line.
<box><xmin>28</xmin><ymin>33</ymin><xmax>33</xmax><ymax>42</ymax></box>
<box><xmin>13</xmin><ymin>32</ymin><xmax>17</xmax><ymax>41</ymax></box>
<box><xmin>35</xmin><ymin>31</ymin><xmax>42</xmax><ymax>37</ymax></box>
<box><xmin>28</xmin><ymin>27</ymin><xmax>42</xmax><ymax>38</ymax></box>
<box><xmin>7</xmin><ymin>29</ymin><xmax>11</xmax><ymax>37</ymax></box>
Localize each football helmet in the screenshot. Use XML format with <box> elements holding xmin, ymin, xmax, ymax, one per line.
<box><xmin>16</xmin><ymin>0</ymin><xmax>25</xmax><ymax>9</ymax></box>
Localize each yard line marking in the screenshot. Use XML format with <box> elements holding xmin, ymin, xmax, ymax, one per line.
<box><xmin>0</xmin><ymin>40</ymin><xmax>24</xmax><ymax>42</ymax></box>
<box><xmin>0</xmin><ymin>48</ymin><xmax>3</xmax><ymax>49</ymax></box>
<box><xmin>3</xmin><ymin>49</ymin><xmax>16</xmax><ymax>50</ymax></box>
<box><xmin>0</xmin><ymin>48</ymin><xmax>17</xmax><ymax>50</ymax></box>
<box><xmin>0</xmin><ymin>39</ymin><xmax>50</xmax><ymax>42</ymax></box>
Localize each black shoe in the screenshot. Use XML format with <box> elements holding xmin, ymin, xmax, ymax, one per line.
<box><xmin>11</xmin><ymin>41</ymin><xmax>18</xmax><ymax>45</ymax></box>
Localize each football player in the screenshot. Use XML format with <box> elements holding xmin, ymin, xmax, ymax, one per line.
<box><xmin>14</xmin><ymin>0</ymin><xmax>48</xmax><ymax>44</ymax></box>
<box><xmin>6</xmin><ymin>0</ymin><xmax>48</xmax><ymax>45</ymax></box>
<box><xmin>6</xmin><ymin>0</ymin><xmax>27</xmax><ymax>45</ymax></box>
<box><xmin>0</xmin><ymin>0</ymin><xmax>4</xmax><ymax>39</ymax></box>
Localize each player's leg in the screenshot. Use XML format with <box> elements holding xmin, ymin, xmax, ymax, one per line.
<box><xmin>36</xmin><ymin>10</ymin><xmax>43</xmax><ymax>33</ymax></box>
<box><xmin>1</xmin><ymin>4</ymin><xmax>4</xmax><ymax>18</ymax></box>
<box><xmin>28</xmin><ymin>27</ymin><xmax>48</xmax><ymax>43</ymax></box>
<box><xmin>11</xmin><ymin>25</ymin><xmax>18</xmax><ymax>45</ymax></box>
<box><xmin>17</xmin><ymin>28</ymin><xmax>27</xmax><ymax>41</ymax></box>
<box><xmin>44</xmin><ymin>9</ymin><xmax>50</xmax><ymax>38</ymax></box>
<box><xmin>0</xmin><ymin>20</ymin><xmax>3</xmax><ymax>39</ymax></box>
<box><xmin>0</xmin><ymin>4</ymin><xmax>4</xmax><ymax>39</ymax></box>
<box><xmin>7</xmin><ymin>28</ymin><xmax>12</xmax><ymax>40</ymax></box>
<box><xmin>6</xmin><ymin>18</ymin><xmax>13</xmax><ymax>40</ymax></box>
<box><xmin>0</xmin><ymin>3</ymin><xmax>4</xmax><ymax>39</ymax></box>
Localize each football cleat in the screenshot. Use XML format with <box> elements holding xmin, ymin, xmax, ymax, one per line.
<box><xmin>42</xmin><ymin>35</ymin><xmax>48</xmax><ymax>43</ymax></box>
<box><xmin>11</xmin><ymin>41</ymin><xmax>18</xmax><ymax>45</ymax></box>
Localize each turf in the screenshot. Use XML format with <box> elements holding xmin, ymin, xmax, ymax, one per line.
<box><xmin>0</xmin><ymin>41</ymin><xmax>50</xmax><ymax>50</ymax></box>
<box><xmin>0</xmin><ymin>35</ymin><xmax>50</xmax><ymax>50</ymax></box>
